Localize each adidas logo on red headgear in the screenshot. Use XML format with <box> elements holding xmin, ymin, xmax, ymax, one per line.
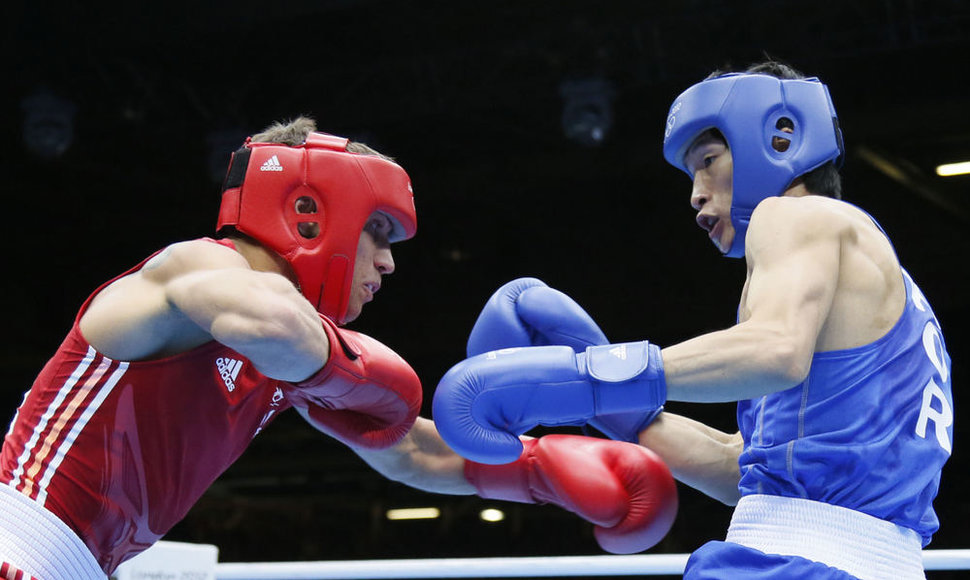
<box><xmin>259</xmin><ymin>155</ymin><xmax>283</xmax><ymax>172</ymax></box>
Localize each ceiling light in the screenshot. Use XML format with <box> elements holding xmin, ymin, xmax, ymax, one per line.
<box><xmin>386</xmin><ymin>507</ymin><xmax>440</xmax><ymax>521</ymax></box>
<box><xmin>21</xmin><ymin>89</ymin><xmax>76</xmax><ymax>159</ymax></box>
<box><xmin>479</xmin><ymin>508</ymin><xmax>505</xmax><ymax>523</ymax></box>
<box><xmin>936</xmin><ymin>161</ymin><xmax>970</xmax><ymax>177</ymax></box>
<box><xmin>559</xmin><ymin>78</ymin><xmax>616</xmax><ymax>147</ymax></box>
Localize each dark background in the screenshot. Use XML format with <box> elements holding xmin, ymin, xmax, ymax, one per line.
<box><xmin>3</xmin><ymin>1</ymin><xmax>969</xmax><ymax>577</ymax></box>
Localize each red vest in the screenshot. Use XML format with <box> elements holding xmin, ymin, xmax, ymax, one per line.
<box><xmin>0</xmin><ymin>240</ymin><xmax>290</xmax><ymax>574</ymax></box>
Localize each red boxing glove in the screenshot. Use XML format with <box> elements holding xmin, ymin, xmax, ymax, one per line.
<box><xmin>285</xmin><ymin>315</ymin><xmax>422</xmax><ymax>449</ymax></box>
<box><xmin>465</xmin><ymin>435</ymin><xmax>677</xmax><ymax>554</ymax></box>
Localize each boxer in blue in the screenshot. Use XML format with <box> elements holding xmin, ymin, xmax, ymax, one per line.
<box><xmin>433</xmin><ymin>60</ymin><xmax>953</xmax><ymax>579</ymax></box>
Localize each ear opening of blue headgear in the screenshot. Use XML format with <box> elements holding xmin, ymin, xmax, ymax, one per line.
<box><xmin>662</xmin><ymin>73</ymin><xmax>844</xmax><ymax>258</ymax></box>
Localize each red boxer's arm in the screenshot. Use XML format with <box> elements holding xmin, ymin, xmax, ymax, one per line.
<box><xmin>284</xmin><ymin>315</ymin><xmax>422</xmax><ymax>449</ymax></box>
<box><xmin>465</xmin><ymin>435</ymin><xmax>677</xmax><ymax>554</ymax></box>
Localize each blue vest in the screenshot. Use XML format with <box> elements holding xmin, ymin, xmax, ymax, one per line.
<box><xmin>737</xmin><ymin>269</ymin><xmax>953</xmax><ymax>546</ymax></box>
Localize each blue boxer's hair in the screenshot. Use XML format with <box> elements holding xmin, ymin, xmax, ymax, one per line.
<box><xmin>662</xmin><ymin>70</ymin><xmax>844</xmax><ymax>258</ymax></box>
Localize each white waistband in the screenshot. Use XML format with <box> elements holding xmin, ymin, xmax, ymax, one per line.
<box><xmin>0</xmin><ymin>483</ymin><xmax>106</xmax><ymax>579</ymax></box>
<box><xmin>726</xmin><ymin>494</ymin><xmax>924</xmax><ymax>580</ymax></box>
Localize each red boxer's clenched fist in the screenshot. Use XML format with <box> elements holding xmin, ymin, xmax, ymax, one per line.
<box><xmin>465</xmin><ymin>434</ymin><xmax>677</xmax><ymax>554</ymax></box>
<box><xmin>284</xmin><ymin>314</ymin><xmax>422</xmax><ymax>449</ymax></box>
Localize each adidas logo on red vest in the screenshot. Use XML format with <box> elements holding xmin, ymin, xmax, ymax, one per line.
<box><xmin>216</xmin><ymin>357</ymin><xmax>243</xmax><ymax>392</ymax></box>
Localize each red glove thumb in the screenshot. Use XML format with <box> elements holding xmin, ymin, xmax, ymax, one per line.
<box><xmin>465</xmin><ymin>434</ymin><xmax>677</xmax><ymax>554</ymax></box>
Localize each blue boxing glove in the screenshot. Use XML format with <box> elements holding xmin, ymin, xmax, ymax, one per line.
<box><xmin>467</xmin><ymin>277</ymin><xmax>660</xmax><ymax>443</ymax></box>
<box><xmin>432</xmin><ymin>341</ymin><xmax>666</xmax><ymax>464</ymax></box>
<box><xmin>466</xmin><ymin>277</ymin><xmax>608</xmax><ymax>356</ymax></box>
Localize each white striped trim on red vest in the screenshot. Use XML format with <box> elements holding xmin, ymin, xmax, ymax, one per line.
<box><xmin>0</xmin><ymin>562</ymin><xmax>37</xmax><ymax>580</ymax></box>
<box><xmin>9</xmin><ymin>346</ymin><xmax>128</xmax><ymax>506</ymax></box>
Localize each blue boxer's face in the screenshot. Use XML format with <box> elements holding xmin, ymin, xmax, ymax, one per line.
<box><xmin>685</xmin><ymin>133</ymin><xmax>734</xmax><ymax>254</ymax></box>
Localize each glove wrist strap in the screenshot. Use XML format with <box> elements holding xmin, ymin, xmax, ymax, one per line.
<box><xmin>292</xmin><ymin>314</ymin><xmax>357</xmax><ymax>390</ymax></box>
<box><xmin>584</xmin><ymin>341</ymin><xmax>667</xmax><ymax>414</ymax></box>
<box><xmin>464</xmin><ymin>439</ymin><xmax>538</xmax><ymax>504</ymax></box>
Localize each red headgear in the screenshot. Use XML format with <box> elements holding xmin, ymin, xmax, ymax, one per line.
<box><xmin>216</xmin><ymin>132</ymin><xmax>417</xmax><ymax>324</ymax></box>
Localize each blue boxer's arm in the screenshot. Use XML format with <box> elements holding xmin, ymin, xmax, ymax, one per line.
<box><xmin>432</xmin><ymin>342</ymin><xmax>666</xmax><ymax>464</ymax></box>
<box><xmin>588</xmin><ymin>409</ymin><xmax>664</xmax><ymax>443</ymax></box>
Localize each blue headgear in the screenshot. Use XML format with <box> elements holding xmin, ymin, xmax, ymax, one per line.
<box><xmin>662</xmin><ymin>73</ymin><xmax>844</xmax><ymax>258</ymax></box>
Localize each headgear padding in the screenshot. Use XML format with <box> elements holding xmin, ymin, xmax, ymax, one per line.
<box><xmin>662</xmin><ymin>73</ymin><xmax>844</xmax><ymax>258</ymax></box>
<box><xmin>217</xmin><ymin>132</ymin><xmax>417</xmax><ymax>323</ymax></box>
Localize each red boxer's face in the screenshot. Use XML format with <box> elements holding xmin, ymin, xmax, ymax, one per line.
<box><xmin>344</xmin><ymin>212</ymin><xmax>396</xmax><ymax>323</ymax></box>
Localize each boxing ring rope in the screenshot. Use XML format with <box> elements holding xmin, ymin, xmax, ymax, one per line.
<box><xmin>214</xmin><ymin>550</ymin><xmax>970</xmax><ymax>579</ymax></box>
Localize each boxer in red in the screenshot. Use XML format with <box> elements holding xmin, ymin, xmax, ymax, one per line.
<box><xmin>0</xmin><ymin>117</ymin><xmax>677</xmax><ymax>579</ymax></box>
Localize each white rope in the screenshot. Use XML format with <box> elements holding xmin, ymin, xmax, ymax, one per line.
<box><xmin>925</xmin><ymin>549</ymin><xmax>970</xmax><ymax>570</ymax></box>
<box><xmin>214</xmin><ymin>550</ymin><xmax>970</xmax><ymax>579</ymax></box>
